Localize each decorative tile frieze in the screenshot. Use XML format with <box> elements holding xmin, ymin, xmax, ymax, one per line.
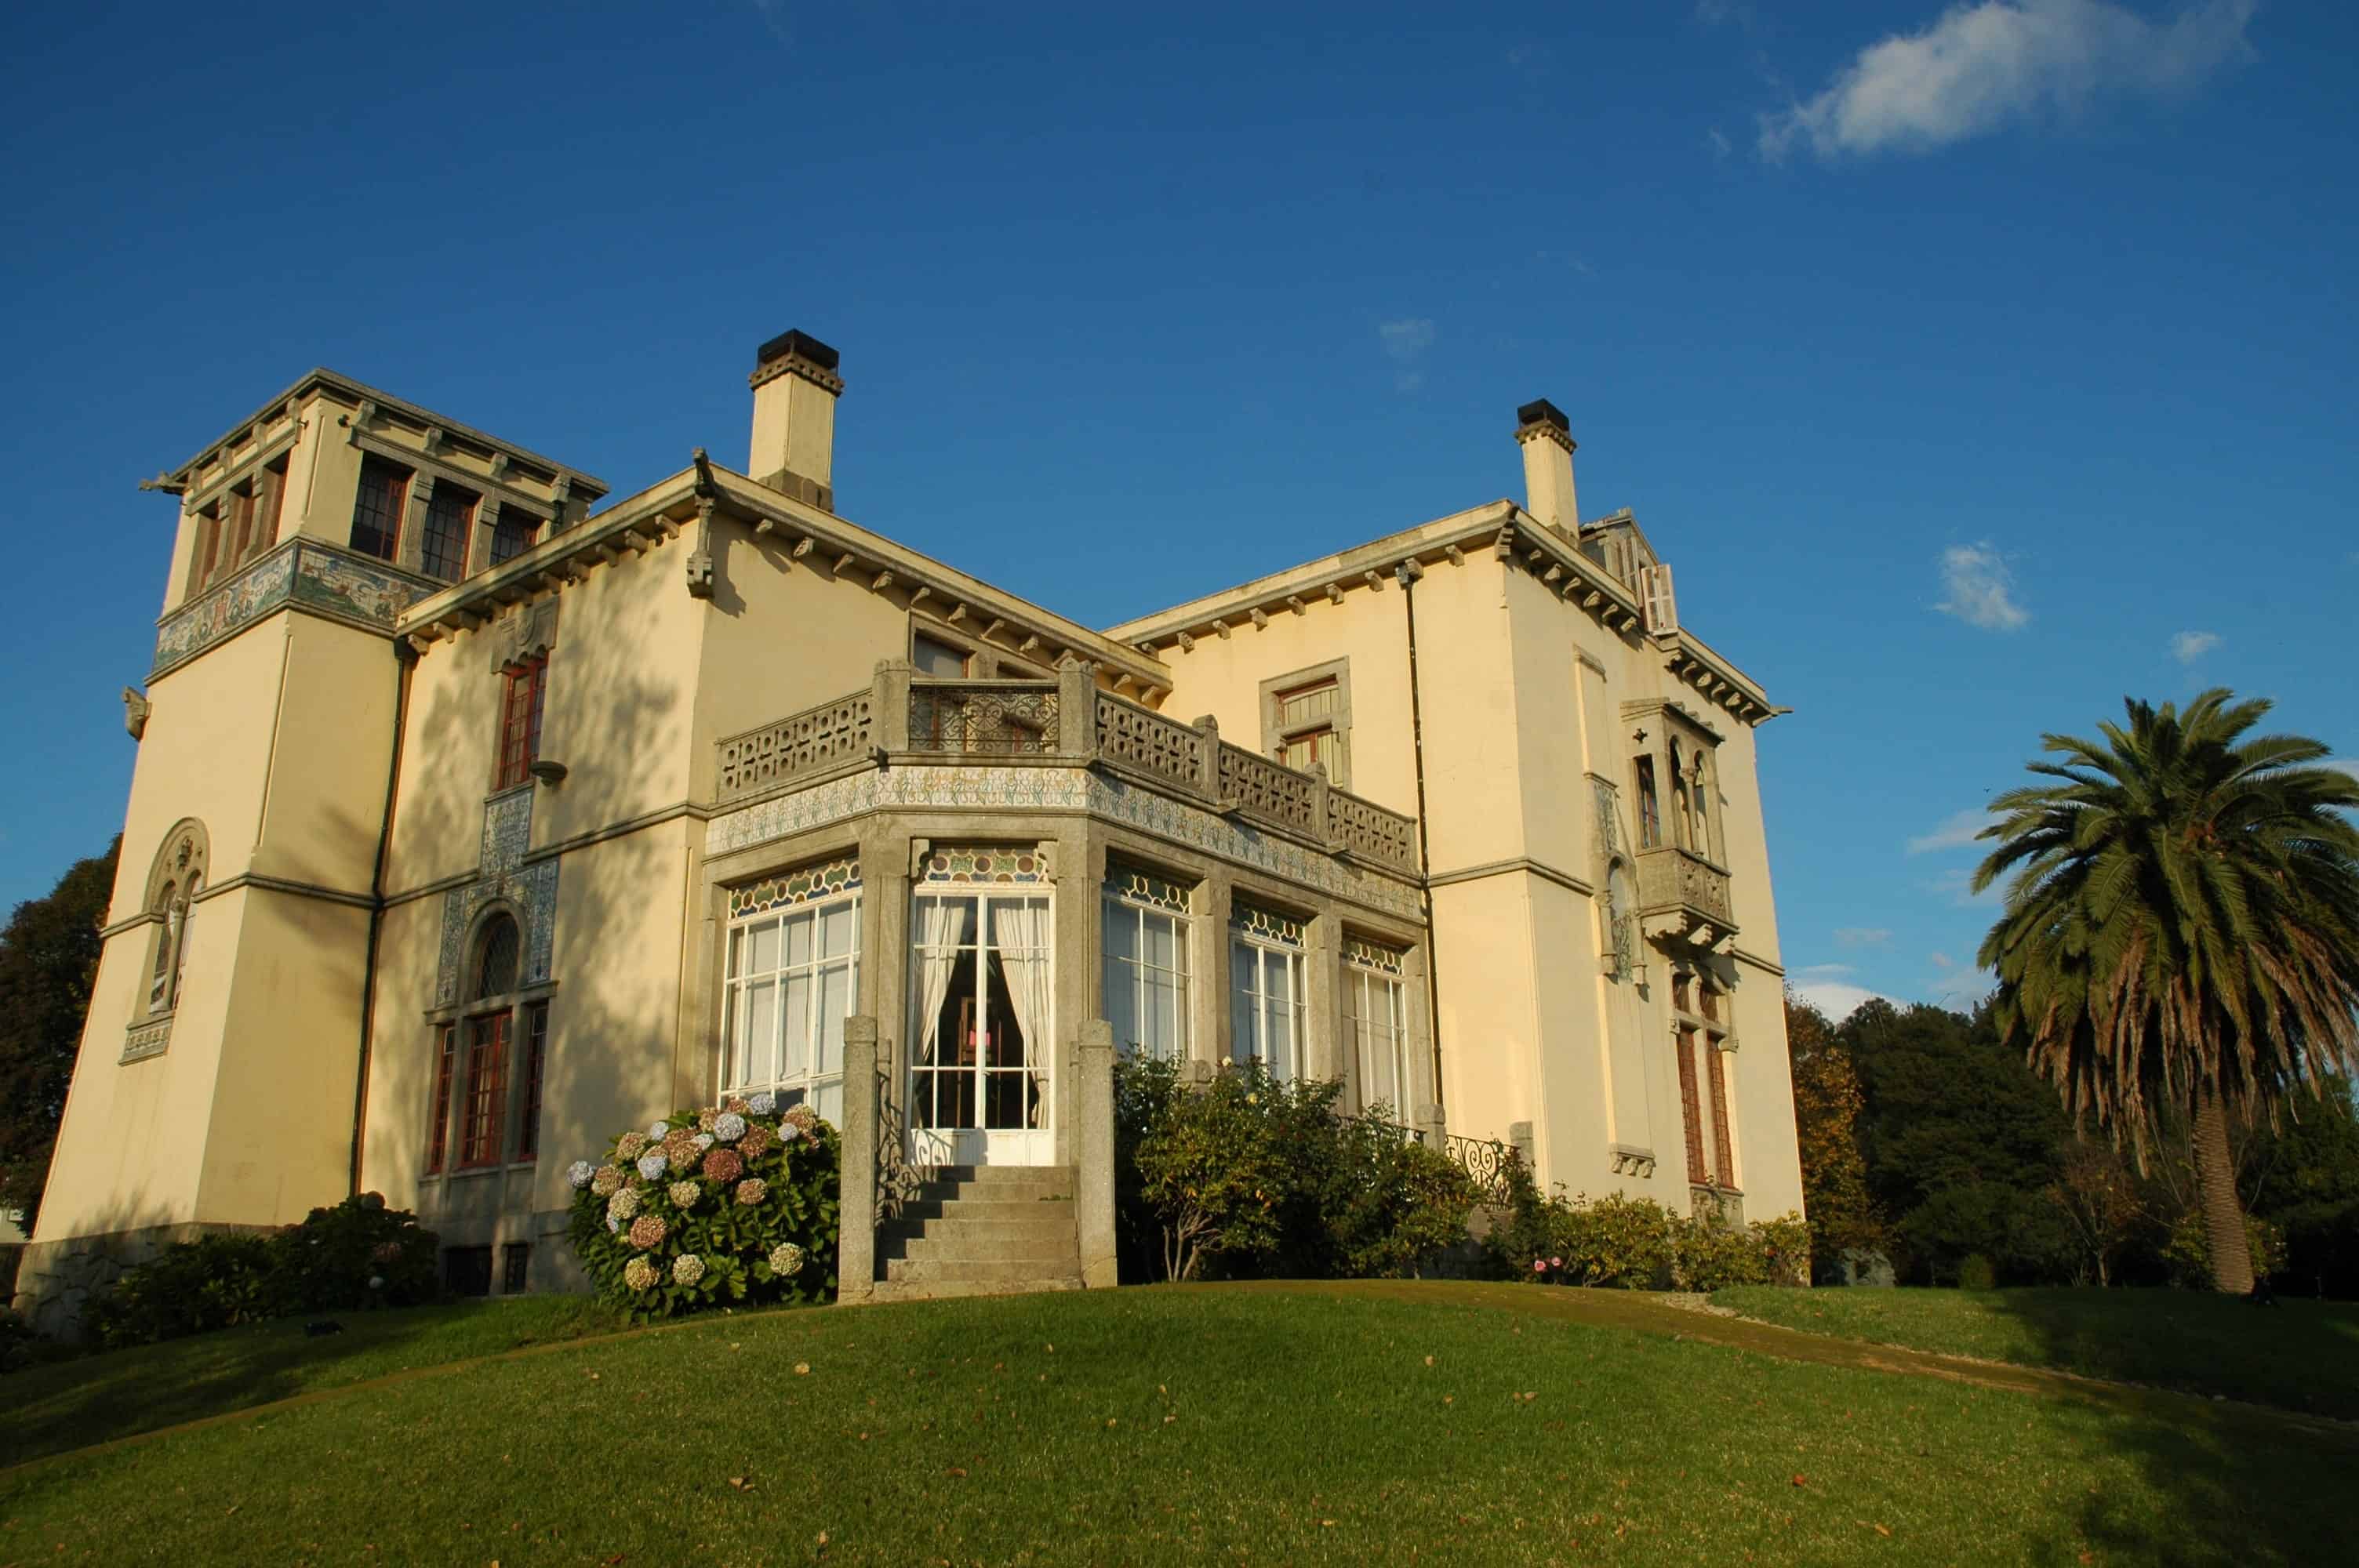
<box><xmin>728</xmin><ymin>854</ymin><xmax>863</xmax><ymax>917</ymax></box>
<box><xmin>153</xmin><ymin>541</ymin><xmax>432</xmax><ymax>677</ymax></box>
<box><xmin>1107</xmin><ymin>863</ymin><xmax>1190</xmax><ymax>914</ymax></box>
<box><xmin>918</xmin><ymin>844</ymin><xmax>1050</xmax><ymax>884</ymax></box>
<box><xmin>435</xmin><ymin>792</ymin><xmax>559</xmax><ymax>1006</ymax></box>
<box><xmin>704</xmin><ymin>764</ymin><xmax>1422</xmax><ymax>920</ymax></box>
<box><xmin>1343</xmin><ymin>935</ymin><xmax>1405</xmax><ymax>975</ymax></box>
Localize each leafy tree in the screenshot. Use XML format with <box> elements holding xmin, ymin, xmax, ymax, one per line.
<box><xmin>1973</xmin><ymin>691</ymin><xmax>2359</xmax><ymax>1293</ymax></box>
<box><xmin>1784</xmin><ymin>993</ymin><xmax>1885</xmax><ymax>1271</ymax></box>
<box><xmin>0</xmin><ymin>839</ymin><xmax>118</xmax><ymax>1231</ymax></box>
<box><xmin>2241</xmin><ymin>1075</ymin><xmax>2359</xmax><ymax>1298</ymax></box>
<box><xmin>1839</xmin><ymin>999</ymin><xmax>2074</xmax><ymax>1283</ymax></box>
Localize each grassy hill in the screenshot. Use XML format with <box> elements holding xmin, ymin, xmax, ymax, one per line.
<box><xmin>3</xmin><ymin>1282</ymin><xmax>2352</xmax><ymax>1566</ymax></box>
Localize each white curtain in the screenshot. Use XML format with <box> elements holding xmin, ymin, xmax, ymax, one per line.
<box><xmin>993</xmin><ymin>898</ymin><xmax>1056</xmax><ymax>1126</ymax></box>
<box><xmin>912</xmin><ymin>898</ymin><xmax>971</xmax><ymax>1067</ymax></box>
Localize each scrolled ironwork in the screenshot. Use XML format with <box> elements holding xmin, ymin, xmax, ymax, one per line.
<box><xmin>908</xmin><ymin>683</ymin><xmax>1059</xmax><ymax>754</ymax></box>
<box><xmin>1444</xmin><ymin>1134</ymin><xmax>1515</xmax><ymax>1203</ymax></box>
<box><xmin>874</xmin><ymin>1067</ymin><xmax>934</xmax><ymax>1223</ymax></box>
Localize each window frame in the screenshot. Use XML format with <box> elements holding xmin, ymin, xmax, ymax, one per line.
<box><xmin>1342</xmin><ymin>938</ymin><xmax>1411</xmax><ymax>1120</ymax></box>
<box><xmin>427</xmin><ymin>911</ymin><xmax>552</xmax><ymax>1178</ymax></box>
<box><xmin>1259</xmin><ymin>659</ymin><xmax>1353</xmax><ymax>789</ymax></box>
<box><xmin>1670</xmin><ymin>968</ymin><xmax>1739</xmax><ymax>1201</ymax></box>
<box><xmin>496</xmin><ymin>655</ymin><xmax>549</xmax><ymax>790</ymax></box>
<box><xmin>720</xmin><ymin>880</ymin><xmax>863</xmax><ymax>1122</ymax></box>
<box><xmin>1228</xmin><ymin>902</ymin><xmax>1309</xmax><ymax>1082</ymax></box>
<box><xmin>1101</xmin><ymin>865</ymin><xmax>1191</xmax><ymax>1063</ymax></box>
<box><xmin>420</xmin><ymin>480</ymin><xmax>480</xmax><ymax>582</ymax></box>
<box><xmin>351</xmin><ymin>455</ymin><xmax>412</xmax><ymax>564</ymax></box>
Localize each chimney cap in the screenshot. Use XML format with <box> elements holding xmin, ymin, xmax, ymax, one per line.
<box><xmin>755</xmin><ymin>328</ymin><xmax>840</xmax><ymax>373</ymax></box>
<box><xmin>1516</xmin><ymin>397</ymin><xmax>1569</xmax><ymax>434</ymax></box>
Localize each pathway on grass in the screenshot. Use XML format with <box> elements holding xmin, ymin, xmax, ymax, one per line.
<box><xmin>9</xmin><ymin>1279</ymin><xmax>2350</xmax><ymax>1479</ymax></box>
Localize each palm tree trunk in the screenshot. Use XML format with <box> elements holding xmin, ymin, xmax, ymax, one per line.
<box><xmin>2192</xmin><ymin>1086</ymin><xmax>2254</xmax><ymax>1295</ymax></box>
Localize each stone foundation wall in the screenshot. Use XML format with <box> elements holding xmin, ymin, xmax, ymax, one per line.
<box><xmin>9</xmin><ymin>1223</ymin><xmax>273</xmax><ymax>1341</ymax></box>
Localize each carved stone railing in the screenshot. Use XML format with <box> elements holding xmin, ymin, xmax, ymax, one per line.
<box><xmin>1635</xmin><ymin>844</ymin><xmax>1735</xmax><ymax>931</ymax></box>
<box><xmin>908</xmin><ymin>681</ymin><xmax>1059</xmax><ymax>754</ymax></box>
<box><xmin>1092</xmin><ymin>692</ymin><xmax>1205</xmax><ymax>793</ymax></box>
<box><xmin>714</xmin><ymin>662</ymin><xmax>1421</xmax><ymax>878</ymax></box>
<box><xmin>1216</xmin><ymin>744</ymin><xmax>1320</xmax><ymax>836</ymax></box>
<box><xmin>716</xmin><ymin>689</ymin><xmax>876</xmax><ymax>806</ymax></box>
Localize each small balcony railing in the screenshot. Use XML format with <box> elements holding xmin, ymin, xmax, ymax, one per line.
<box><xmin>1634</xmin><ymin>844</ymin><xmax>1736</xmax><ymax>939</ymax></box>
<box><xmin>714</xmin><ymin>663</ymin><xmax>1421</xmax><ymax>877</ymax></box>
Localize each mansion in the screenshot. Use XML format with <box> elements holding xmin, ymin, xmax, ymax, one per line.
<box><xmin>16</xmin><ymin>328</ymin><xmax>1803</xmax><ymax>1326</ymax></box>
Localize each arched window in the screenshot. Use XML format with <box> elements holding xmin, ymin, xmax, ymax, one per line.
<box><xmin>142</xmin><ymin>822</ymin><xmax>208</xmax><ymax>1017</ymax></box>
<box><xmin>427</xmin><ymin>909</ymin><xmax>547</xmax><ymax>1177</ymax></box>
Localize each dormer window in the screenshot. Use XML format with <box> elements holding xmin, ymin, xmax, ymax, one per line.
<box><xmin>351</xmin><ymin>456</ymin><xmax>410</xmax><ymax>564</ymax></box>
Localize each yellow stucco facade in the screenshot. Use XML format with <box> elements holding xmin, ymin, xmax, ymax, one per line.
<box><xmin>16</xmin><ymin>343</ymin><xmax>1801</xmax><ymax>1329</ymax></box>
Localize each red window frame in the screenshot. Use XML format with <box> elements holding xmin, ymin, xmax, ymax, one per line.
<box><xmin>420</xmin><ymin>484</ymin><xmax>478</xmax><ymax>582</ymax></box>
<box><xmin>516</xmin><ymin>1002</ymin><xmax>548</xmax><ymax>1163</ymax></box>
<box><xmin>459</xmin><ymin>1011</ymin><xmax>512</xmax><ymax>1169</ymax></box>
<box><xmin>1675</xmin><ymin>1027</ymin><xmax>1708</xmax><ymax>1185</ymax></box>
<box><xmin>425</xmin><ymin>1022</ymin><xmax>457</xmax><ymax>1174</ymax></box>
<box><xmin>1705</xmin><ymin>1038</ymin><xmax>1736</xmax><ymax>1189</ymax></box>
<box><xmin>496</xmin><ymin>655</ymin><xmax>548</xmax><ymax>789</ymax></box>
<box><xmin>351</xmin><ymin>456</ymin><xmax>410</xmax><ymax>563</ymax></box>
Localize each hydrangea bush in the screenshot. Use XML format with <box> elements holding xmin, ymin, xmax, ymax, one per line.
<box><xmin>565</xmin><ymin>1093</ymin><xmax>840</xmax><ymax>1320</ymax></box>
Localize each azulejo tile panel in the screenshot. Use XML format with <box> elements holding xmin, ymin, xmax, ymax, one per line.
<box><xmin>918</xmin><ymin>844</ymin><xmax>1052</xmax><ymax>884</ymax></box>
<box><xmin>729</xmin><ymin>854</ymin><xmax>863</xmax><ymax>917</ymax></box>
<box><xmin>152</xmin><ymin>541</ymin><xmax>431</xmax><ymax>677</ymax></box>
<box><xmin>436</xmin><ymin>793</ymin><xmax>560</xmax><ymax>1005</ymax></box>
<box><xmin>705</xmin><ymin>765</ymin><xmax>1421</xmax><ymax>920</ymax></box>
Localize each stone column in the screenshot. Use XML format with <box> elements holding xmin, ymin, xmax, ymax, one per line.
<box><xmin>472</xmin><ymin>500</ymin><xmax>501</xmax><ymax>575</ymax></box>
<box><xmin>1190</xmin><ymin>869</ymin><xmax>1234</xmax><ymax>1077</ymax></box>
<box><xmin>1048</xmin><ymin>825</ymin><xmax>1100</xmax><ymax>1165</ymax></box>
<box><xmin>399</xmin><ymin>474</ymin><xmax>436</xmax><ymax>575</ymax></box>
<box><xmin>873</xmin><ymin>658</ymin><xmax>914</xmax><ymax>753</ymax></box>
<box><xmin>858</xmin><ymin>827</ymin><xmax>911</xmax><ymax>1094</ymax></box>
<box><xmin>1075</xmin><ymin>1019</ymin><xmax>1118</xmax><ymax>1287</ymax></box>
<box><xmin>838</xmin><ymin>1016</ymin><xmax>878</xmax><ymax>1305</ymax></box>
<box><xmin>1055</xmin><ymin>656</ymin><xmax>1096</xmax><ymax>760</ymax></box>
<box><xmin>1307</xmin><ymin>903</ymin><xmax>1343</xmax><ymax>1088</ymax></box>
<box><xmin>1405</xmin><ymin>938</ymin><xmax>1445</xmax><ymax>1140</ymax></box>
<box><xmin>1193</xmin><ymin>715</ymin><xmax>1224</xmax><ymax>808</ymax></box>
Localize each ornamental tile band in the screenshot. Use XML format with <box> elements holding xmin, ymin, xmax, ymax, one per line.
<box><xmin>153</xmin><ymin>540</ymin><xmax>432</xmax><ymax>677</ymax></box>
<box><xmin>1231</xmin><ymin>902</ymin><xmax>1307</xmax><ymax>948</ymax></box>
<box><xmin>1107</xmin><ymin>864</ymin><xmax>1191</xmax><ymax>914</ymax></box>
<box><xmin>1343</xmin><ymin>935</ymin><xmax>1406</xmax><ymax>975</ymax></box>
<box><xmin>728</xmin><ymin>854</ymin><xmax>863</xmax><ymax>917</ymax></box>
<box><xmin>918</xmin><ymin>844</ymin><xmax>1051</xmax><ymax>884</ymax></box>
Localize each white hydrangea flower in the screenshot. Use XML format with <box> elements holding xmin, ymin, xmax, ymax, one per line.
<box><xmin>367</xmin><ymin>1275</ymin><xmax>385</xmax><ymax>1290</ymax></box>
<box><xmin>769</xmin><ymin>1242</ymin><xmax>805</xmax><ymax>1278</ymax></box>
<box><xmin>648</xmin><ymin>1120</ymin><xmax>672</xmax><ymax>1139</ymax></box>
<box><xmin>673</xmin><ymin>1254</ymin><xmax>707</xmax><ymax>1286</ymax></box>
<box><xmin>748</xmin><ymin>1091</ymin><xmax>777</xmax><ymax>1116</ymax></box>
<box><xmin>713</xmin><ymin>1112</ymin><xmax>747</xmax><ymax>1143</ymax></box>
<box><xmin>606</xmin><ymin>1213</ymin><xmax>620</xmax><ymax>1233</ymax></box>
<box><xmin>669</xmin><ymin>1180</ymin><xmax>700</xmax><ymax>1209</ymax></box>
<box><xmin>609</xmin><ymin>1187</ymin><xmax>640</xmax><ymax>1221</ymax></box>
<box><xmin>565</xmin><ymin>1160</ymin><xmax>596</xmax><ymax>1189</ymax></box>
<box><xmin>693</xmin><ymin>1133</ymin><xmax>714</xmax><ymax>1152</ymax></box>
<box><xmin>637</xmin><ymin>1152</ymin><xmax>668</xmax><ymax>1181</ymax></box>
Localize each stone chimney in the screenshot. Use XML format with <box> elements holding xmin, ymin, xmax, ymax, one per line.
<box><xmin>1514</xmin><ymin>397</ymin><xmax>1576</xmax><ymax>539</ymax></box>
<box><xmin>748</xmin><ymin>328</ymin><xmax>842</xmax><ymax>510</ymax></box>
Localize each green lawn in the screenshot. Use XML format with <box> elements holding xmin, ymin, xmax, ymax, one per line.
<box><xmin>4</xmin><ymin>1282</ymin><xmax>2353</xmax><ymax>1566</ymax></box>
<box><xmin>0</xmin><ymin>1294</ymin><xmax>624</xmax><ymax>1466</ymax></box>
<box><xmin>1710</xmin><ymin>1285</ymin><xmax>2359</xmax><ymax>1419</ymax></box>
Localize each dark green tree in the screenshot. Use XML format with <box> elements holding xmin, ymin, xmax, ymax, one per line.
<box><xmin>0</xmin><ymin>838</ymin><xmax>119</xmax><ymax>1231</ymax></box>
<box><xmin>1784</xmin><ymin>993</ymin><xmax>1885</xmax><ymax>1271</ymax></box>
<box><xmin>2241</xmin><ymin>1076</ymin><xmax>2359</xmax><ymax>1298</ymax></box>
<box><xmin>1973</xmin><ymin>691</ymin><xmax>2359</xmax><ymax>1292</ymax></box>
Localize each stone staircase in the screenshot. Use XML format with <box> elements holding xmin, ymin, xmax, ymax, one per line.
<box><xmin>869</xmin><ymin>1164</ymin><xmax>1084</xmax><ymax>1301</ymax></box>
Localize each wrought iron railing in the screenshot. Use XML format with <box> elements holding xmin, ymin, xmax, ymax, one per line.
<box><xmin>908</xmin><ymin>681</ymin><xmax>1059</xmax><ymax>754</ymax></box>
<box><xmin>1444</xmin><ymin>1134</ymin><xmax>1517</xmax><ymax>1203</ymax></box>
<box><xmin>874</xmin><ymin>1066</ymin><xmax>935</xmax><ymax>1222</ymax></box>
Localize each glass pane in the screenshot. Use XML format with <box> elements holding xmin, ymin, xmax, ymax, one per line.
<box><xmin>1229</xmin><ymin>940</ymin><xmax>1256</xmax><ymax>1065</ymax></box>
<box><xmin>1144</xmin><ymin>911</ymin><xmax>1179</xmax><ymax>971</ymax></box>
<box><xmin>1263</xmin><ymin>985</ymin><xmax>1294</xmax><ymax>1081</ymax></box>
<box><xmin>784</xmin><ymin>909</ymin><xmax>814</xmax><ymax>970</ymax></box>
<box><xmin>912</xmin><ymin>633</ymin><xmax>969</xmax><ymax>677</ymax></box>
<box><xmin>1146</xmin><ymin>968</ymin><xmax>1182</xmax><ymax>1061</ymax></box>
<box><xmin>816</xmin><ymin>964</ymin><xmax>849</xmax><ymax>1075</ymax></box>
<box><xmin>747</xmin><ymin>916</ymin><xmax>781</xmax><ymax>976</ymax></box>
<box><xmin>1102</xmin><ymin>899</ymin><xmax>1137</xmax><ymax>965</ymax></box>
<box><xmin>818</xmin><ymin>902</ymin><xmax>853</xmax><ymax>960</ymax></box>
<box><xmin>780</xmin><ymin>972</ymin><xmax>811</xmax><ymax>1081</ymax></box>
<box><xmin>1104</xmin><ymin>955</ymin><xmax>1140</xmax><ymax>1058</ymax></box>
<box><xmin>743</xmin><ymin>979</ymin><xmax>778</xmax><ymax>1087</ymax></box>
<box><xmin>812</xmin><ymin>1077</ymin><xmax>844</xmax><ymax>1127</ymax></box>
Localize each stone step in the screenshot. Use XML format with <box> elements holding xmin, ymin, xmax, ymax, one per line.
<box><xmin>890</xmin><ymin>1185</ymin><xmax>1076</xmax><ymax>1217</ymax></box>
<box><xmin>867</xmin><ymin>1275</ymin><xmax>1083</xmax><ymax>1303</ymax></box>
<box><xmin>881</xmin><ymin>1228</ymin><xmax>1078</xmax><ymax>1265</ymax></box>
<box><xmin>879</xmin><ymin>1214</ymin><xmax>1078</xmax><ymax>1250</ymax></box>
<box><xmin>885</xmin><ymin>1255</ymin><xmax>1084</xmax><ymax>1286</ymax></box>
<box><xmin>914</xmin><ymin>1164</ymin><xmax>1075</xmax><ymax>1192</ymax></box>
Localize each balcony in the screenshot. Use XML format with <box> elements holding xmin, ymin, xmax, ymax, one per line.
<box><xmin>1634</xmin><ymin>844</ymin><xmax>1736</xmax><ymax>949</ymax></box>
<box><xmin>714</xmin><ymin>664</ymin><xmax>1420</xmax><ymax>877</ymax></box>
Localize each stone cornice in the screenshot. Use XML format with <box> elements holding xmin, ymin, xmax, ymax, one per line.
<box><xmin>163</xmin><ymin>368</ymin><xmax>608</xmax><ymax>502</ymax></box>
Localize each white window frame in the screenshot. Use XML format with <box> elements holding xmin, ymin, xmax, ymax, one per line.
<box><xmin>1102</xmin><ymin>868</ymin><xmax>1190</xmax><ymax>1062</ymax></box>
<box><xmin>1343</xmin><ymin>940</ymin><xmax>1410</xmax><ymax>1120</ymax></box>
<box><xmin>722</xmin><ymin>889</ymin><xmax>862</xmax><ymax>1124</ymax></box>
<box><xmin>1229</xmin><ymin>904</ymin><xmax>1308</xmax><ymax>1082</ymax></box>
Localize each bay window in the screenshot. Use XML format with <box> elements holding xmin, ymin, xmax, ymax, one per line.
<box><xmin>1103</xmin><ymin>866</ymin><xmax>1190</xmax><ymax>1062</ymax></box>
<box><xmin>722</xmin><ymin>858</ymin><xmax>862</xmax><ymax>1124</ymax></box>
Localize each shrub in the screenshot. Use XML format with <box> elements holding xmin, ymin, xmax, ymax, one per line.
<box><xmin>2162</xmin><ymin>1209</ymin><xmax>2289</xmax><ymax>1290</ymax></box>
<box><xmin>1956</xmin><ymin>1253</ymin><xmax>1998</xmax><ymax>1291</ymax></box>
<box><xmin>1488</xmin><ymin>1171</ymin><xmax>1806</xmax><ymax>1291</ymax></box>
<box><xmin>85</xmin><ymin>1232</ymin><xmax>282</xmax><ymax>1349</ymax></box>
<box><xmin>565</xmin><ymin>1094</ymin><xmax>840</xmax><ymax>1321</ymax></box>
<box><xmin>1128</xmin><ymin>1065</ymin><xmax>1286</xmax><ymax>1281</ymax></box>
<box><xmin>272</xmin><ymin>1192</ymin><xmax>440</xmax><ymax>1313</ymax></box>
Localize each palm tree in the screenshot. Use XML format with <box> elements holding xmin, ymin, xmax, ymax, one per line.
<box><xmin>1972</xmin><ymin>690</ymin><xmax>2359</xmax><ymax>1293</ymax></box>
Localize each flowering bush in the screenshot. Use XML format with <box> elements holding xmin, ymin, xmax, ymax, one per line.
<box><xmin>566</xmin><ymin>1096</ymin><xmax>839</xmax><ymax>1320</ymax></box>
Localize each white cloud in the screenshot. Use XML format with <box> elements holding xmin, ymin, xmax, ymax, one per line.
<box><xmin>1834</xmin><ymin>927</ymin><xmax>1892</xmax><ymax>948</ymax></box>
<box><xmin>1707</xmin><ymin>127</ymin><xmax>1734</xmax><ymax>159</ymax></box>
<box><xmin>2329</xmin><ymin>760</ymin><xmax>2359</xmax><ymax>781</ymax></box>
<box><xmin>1926</xmin><ymin>866</ymin><xmax>2002</xmax><ymax>907</ymax></box>
<box><xmin>1377</xmin><ymin>318</ymin><xmax>1437</xmax><ymax>393</ymax></box>
<box><xmin>2170</xmin><ymin>630</ymin><xmax>2221</xmax><ymax>663</ymax></box>
<box><xmin>1907</xmin><ymin>807</ymin><xmax>1991</xmax><ymax>855</ymax></box>
<box><xmin>1936</xmin><ymin>541</ymin><xmax>2030</xmax><ymax>630</ymax></box>
<box><xmin>1794</xmin><ymin>978</ymin><xmax>1898</xmax><ymax>1022</ymax></box>
<box><xmin>1760</xmin><ymin>0</ymin><xmax>2257</xmax><ymax>162</ymax></box>
<box><xmin>1930</xmin><ymin>951</ymin><xmax>1956</xmax><ymax>969</ymax></box>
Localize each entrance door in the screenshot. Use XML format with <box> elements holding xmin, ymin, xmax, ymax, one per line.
<box><xmin>908</xmin><ymin>892</ymin><xmax>1055</xmax><ymax>1165</ymax></box>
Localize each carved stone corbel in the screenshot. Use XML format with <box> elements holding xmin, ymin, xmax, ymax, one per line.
<box><xmin>122</xmin><ymin>687</ymin><xmax>149</xmax><ymax>741</ymax></box>
<box><xmin>686</xmin><ymin>495</ymin><xmax>717</xmax><ymax>599</ymax></box>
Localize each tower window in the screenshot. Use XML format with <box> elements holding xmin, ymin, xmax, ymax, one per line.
<box><xmin>420</xmin><ymin>483</ymin><xmax>478</xmax><ymax>582</ymax></box>
<box><xmin>351</xmin><ymin>456</ymin><xmax>411</xmax><ymax>563</ymax></box>
<box><xmin>489</xmin><ymin>506</ymin><xmax>539</xmax><ymax>566</ymax></box>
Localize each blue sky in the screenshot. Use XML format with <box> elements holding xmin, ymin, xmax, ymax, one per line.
<box><xmin>2</xmin><ymin>1</ymin><xmax>2352</xmax><ymax>1019</ymax></box>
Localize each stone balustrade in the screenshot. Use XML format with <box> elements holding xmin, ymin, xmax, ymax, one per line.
<box><xmin>714</xmin><ymin>662</ymin><xmax>1422</xmax><ymax>877</ymax></box>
